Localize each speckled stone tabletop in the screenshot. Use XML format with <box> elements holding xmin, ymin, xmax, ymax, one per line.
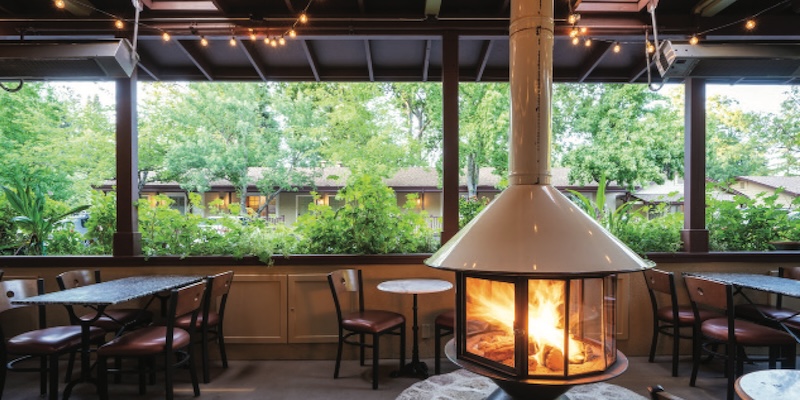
<box><xmin>685</xmin><ymin>272</ymin><xmax>800</xmax><ymax>298</ymax></box>
<box><xmin>377</xmin><ymin>278</ymin><xmax>453</xmax><ymax>295</ymax></box>
<box><xmin>12</xmin><ymin>275</ymin><xmax>204</xmax><ymax>306</ymax></box>
<box><xmin>735</xmin><ymin>369</ymin><xmax>800</xmax><ymax>400</ymax></box>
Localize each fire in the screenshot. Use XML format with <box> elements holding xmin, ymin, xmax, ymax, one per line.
<box><xmin>465</xmin><ymin>277</ymin><xmax>587</xmax><ymax>372</ymax></box>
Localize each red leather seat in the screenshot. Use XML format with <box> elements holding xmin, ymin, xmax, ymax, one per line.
<box><xmin>174</xmin><ymin>270</ymin><xmax>233</xmax><ymax>383</ymax></box>
<box><xmin>327</xmin><ymin>269</ymin><xmax>406</xmax><ymax>390</ymax></box>
<box><xmin>95</xmin><ymin>280</ymin><xmax>206</xmax><ymax>400</ymax></box>
<box><xmin>683</xmin><ymin>274</ymin><xmax>796</xmax><ymax>400</ymax></box>
<box><xmin>0</xmin><ymin>278</ymin><xmax>105</xmax><ymax>400</ymax></box>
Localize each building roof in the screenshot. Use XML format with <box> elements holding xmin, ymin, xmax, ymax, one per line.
<box><xmin>737</xmin><ymin>176</ymin><xmax>800</xmax><ymax>196</ymax></box>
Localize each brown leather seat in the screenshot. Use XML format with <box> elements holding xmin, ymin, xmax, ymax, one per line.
<box><xmin>0</xmin><ymin>278</ymin><xmax>105</xmax><ymax>400</ymax></box>
<box><xmin>434</xmin><ymin>309</ymin><xmax>454</xmax><ymax>375</ymax></box>
<box><xmin>644</xmin><ymin>269</ymin><xmax>717</xmax><ymax>377</ymax></box>
<box><xmin>327</xmin><ymin>269</ymin><xmax>406</xmax><ymax>390</ymax></box>
<box><xmin>95</xmin><ymin>280</ymin><xmax>206</xmax><ymax>400</ymax></box>
<box><xmin>683</xmin><ymin>274</ymin><xmax>796</xmax><ymax>400</ymax></box>
<box><xmin>175</xmin><ymin>270</ymin><xmax>233</xmax><ymax>383</ymax></box>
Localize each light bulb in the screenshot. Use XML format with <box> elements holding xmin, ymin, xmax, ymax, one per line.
<box><xmin>289</xmin><ymin>29</ymin><xmax>297</xmax><ymax>38</ymax></box>
<box><xmin>270</xmin><ymin>38</ymin><xmax>278</xmax><ymax>47</ymax></box>
<box><xmin>299</xmin><ymin>13</ymin><xmax>308</xmax><ymax>24</ymax></box>
<box><xmin>230</xmin><ymin>37</ymin><xmax>236</xmax><ymax>47</ymax></box>
<box><xmin>745</xmin><ymin>19</ymin><xmax>756</xmax><ymax>30</ymax></box>
<box><xmin>613</xmin><ymin>43</ymin><xmax>621</xmax><ymax>53</ymax></box>
<box><xmin>200</xmin><ymin>36</ymin><xmax>208</xmax><ymax>47</ymax></box>
<box><xmin>572</xmin><ymin>36</ymin><xmax>580</xmax><ymax>46</ymax></box>
<box><xmin>250</xmin><ymin>32</ymin><xmax>257</xmax><ymax>41</ymax></box>
<box><xmin>278</xmin><ymin>36</ymin><xmax>286</xmax><ymax>46</ymax></box>
<box><xmin>647</xmin><ymin>42</ymin><xmax>655</xmax><ymax>53</ymax></box>
<box><xmin>567</xmin><ymin>13</ymin><xmax>580</xmax><ymax>25</ymax></box>
<box><xmin>584</xmin><ymin>38</ymin><xmax>592</xmax><ymax>47</ymax></box>
<box><xmin>162</xmin><ymin>32</ymin><xmax>170</xmax><ymax>42</ymax></box>
<box><xmin>689</xmin><ymin>35</ymin><xmax>699</xmax><ymax>45</ymax></box>
<box><xmin>580</xmin><ymin>27</ymin><xmax>588</xmax><ymax>34</ymax></box>
<box><xmin>54</xmin><ymin>0</ymin><xmax>66</xmax><ymax>9</ymax></box>
<box><xmin>115</xmin><ymin>19</ymin><xmax>124</xmax><ymax>29</ymax></box>
<box><xmin>264</xmin><ymin>37</ymin><xmax>270</xmax><ymax>45</ymax></box>
<box><xmin>569</xmin><ymin>28</ymin><xmax>579</xmax><ymax>38</ymax></box>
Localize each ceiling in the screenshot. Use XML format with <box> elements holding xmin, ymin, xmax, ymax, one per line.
<box><xmin>0</xmin><ymin>0</ymin><xmax>799</xmax><ymax>83</ymax></box>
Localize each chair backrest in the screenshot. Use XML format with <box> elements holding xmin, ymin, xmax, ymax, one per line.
<box><xmin>775</xmin><ymin>267</ymin><xmax>800</xmax><ymax>308</ymax></box>
<box><xmin>644</xmin><ymin>268</ymin><xmax>681</xmax><ymax>322</ymax></box>
<box><xmin>0</xmin><ymin>279</ymin><xmax>47</xmax><ymax>339</ymax></box>
<box><xmin>204</xmin><ymin>271</ymin><xmax>234</xmax><ymax>322</ymax></box>
<box><xmin>0</xmin><ymin>269</ymin><xmax>4</xmax><ymax>281</ymax></box>
<box><xmin>164</xmin><ymin>280</ymin><xmax>206</xmax><ymax>349</ymax></box>
<box><xmin>683</xmin><ymin>275</ymin><xmax>732</xmax><ymax>313</ymax></box>
<box><xmin>56</xmin><ymin>269</ymin><xmax>100</xmax><ymax>290</ymax></box>
<box><xmin>327</xmin><ymin>269</ymin><xmax>363</xmax><ymax>323</ymax></box>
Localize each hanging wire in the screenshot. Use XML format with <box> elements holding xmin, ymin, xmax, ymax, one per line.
<box><xmin>1</xmin><ymin>80</ymin><xmax>24</xmax><ymax>92</ymax></box>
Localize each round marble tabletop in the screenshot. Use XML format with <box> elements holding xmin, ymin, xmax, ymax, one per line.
<box><xmin>735</xmin><ymin>369</ymin><xmax>800</xmax><ymax>400</ymax></box>
<box><xmin>377</xmin><ymin>278</ymin><xmax>453</xmax><ymax>295</ymax></box>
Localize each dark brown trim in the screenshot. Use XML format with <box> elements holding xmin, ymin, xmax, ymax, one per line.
<box><xmin>578</xmin><ymin>41</ymin><xmax>613</xmax><ymax>83</ymax></box>
<box><xmin>176</xmin><ymin>39</ymin><xmax>214</xmax><ymax>80</ymax></box>
<box><xmin>300</xmin><ymin>39</ymin><xmax>321</xmax><ymax>81</ymax></box>
<box><xmin>113</xmin><ymin>71</ymin><xmax>142</xmax><ymax>256</ymax></box>
<box><xmin>441</xmin><ymin>31</ymin><xmax>459</xmax><ymax>243</ymax></box>
<box><xmin>681</xmin><ymin>78</ymin><xmax>709</xmax><ymax>253</ymax></box>
<box><xmin>239</xmin><ymin>38</ymin><xmax>269</xmax><ymax>81</ymax></box>
<box><xmin>363</xmin><ymin>39</ymin><xmax>375</xmax><ymax>82</ymax></box>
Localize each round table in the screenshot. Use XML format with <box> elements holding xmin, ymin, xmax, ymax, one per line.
<box><xmin>735</xmin><ymin>369</ymin><xmax>800</xmax><ymax>400</ymax></box>
<box><xmin>377</xmin><ymin>278</ymin><xmax>453</xmax><ymax>378</ymax></box>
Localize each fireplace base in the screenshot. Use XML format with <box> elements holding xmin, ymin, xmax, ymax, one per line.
<box><xmin>445</xmin><ymin>340</ymin><xmax>629</xmax><ymax>400</ymax></box>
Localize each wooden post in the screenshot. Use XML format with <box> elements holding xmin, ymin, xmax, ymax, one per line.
<box><xmin>681</xmin><ymin>78</ymin><xmax>709</xmax><ymax>252</ymax></box>
<box><xmin>441</xmin><ymin>32</ymin><xmax>460</xmax><ymax>244</ymax></box>
<box><xmin>114</xmin><ymin>69</ymin><xmax>142</xmax><ymax>256</ymax></box>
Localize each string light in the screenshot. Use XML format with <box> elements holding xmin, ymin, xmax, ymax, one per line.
<box><xmin>250</xmin><ymin>31</ymin><xmax>257</xmax><ymax>41</ymax></box>
<box><xmin>580</xmin><ymin>27</ymin><xmax>588</xmax><ymax>34</ymax></box>
<box><xmin>114</xmin><ymin>19</ymin><xmax>124</xmax><ymax>29</ymax></box>
<box><xmin>646</xmin><ymin>41</ymin><xmax>655</xmax><ymax>53</ymax></box>
<box><xmin>569</xmin><ymin>28</ymin><xmax>579</xmax><ymax>38</ymax></box>
<box><xmin>289</xmin><ymin>29</ymin><xmax>297</xmax><ymax>38</ymax></box>
<box><xmin>567</xmin><ymin>13</ymin><xmax>580</xmax><ymax>25</ymax></box>
<box><xmin>584</xmin><ymin>38</ymin><xmax>592</xmax><ymax>47</ymax></box>
<box><xmin>613</xmin><ymin>43</ymin><xmax>621</xmax><ymax>53</ymax></box>
<box><xmin>162</xmin><ymin>32</ymin><xmax>170</xmax><ymax>42</ymax></box>
<box><xmin>299</xmin><ymin>13</ymin><xmax>308</xmax><ymax>24</ymax></box>
<box><xmin>54</xmin><ymin>0</ymin><xmax>66</xmax><ymax>9</ymax></box>
<box><xmin>264</xmin><ymin>37</ymin><xmax>270</xmax><ymax>45</ymax></box>
<box><xmin>689</xmin><ymin>35</ymin><xmax>699</xmax><ymax>45</ymax></box>
<box><xmin>270</xmin><ymin>38</ymin><xmax>278</xmax><ymax>47</ymax></box>
<box><xmin>572</xmin><ymin>36</ymin><xmax>580</xmax><ymax>46</ymax></box>
<box><xmin>200</xmin><ymin>36</ymin><xmax>208</xmax><ymax>47</ymax></box>
<box><xmin>745</xmin><ymin>19</ymin><xmax>756</xmax><ymax>30</ymax></box>
<box><xmin>278</xmin><ymin>36</ymin><xmax>286</xmax><ymax>46</ymax></box>
<box><xmin>230</xmin><ymin>37</ymin><xmax>237</xmax><ymax>47</ymax></box>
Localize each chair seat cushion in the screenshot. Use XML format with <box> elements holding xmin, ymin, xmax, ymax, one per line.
<box><xmin>435</xmin><ymin>310</ymin><xmax>454</xmax><ymax>329</ymax></box>
<box><xmin>701</xmin><ymin>317</ymin><xmax>796</xmax><ymax>346</ymax></box>
<box><xmin>175</xmin><ymin>311</ymin><xmax>220</xmax><ymax>330</ymax></box>
<box><xmin>7</xmin><ymin>325</ymin><xmax>105</xmax><ymax>355</ymax></box>
<box><xmin>736</xmin><ymin>304</ymin><xmax>799</xmax><ymax>322</ymax></box>
<box><xmin>342</xmin><ymin>310</ymin><xmax>404</xmax><ymax>334</ymax></box>
<box><xmin>97</xmin><ymin>326</ymin><xmax>191</xmax><ymax>357</ymax></box>
<box><xmin>656</xmin><ymin>306</ymin><xmax>718</xmax><ymax>325</ymax></box>
<box><xmin>80</xmin><ymin>309</ymin><xmax>153</xmax><ymax>332</ymax></box>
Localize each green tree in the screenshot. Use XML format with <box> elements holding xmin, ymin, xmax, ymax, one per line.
<box><xmin>705</xmin><ymin>95</ymin><xmax>770</xmax><ymax>181</ymax></box>
<box><xmin>553</xmin><ymin>84</ymin><xmax>684</xmax><ymax>189</ymax></box>
<box><xmin>384</xmin><ymin>82</ymin><xmax>443</xmax><ymax>166</ymax></box>
<box><xmin>765</xmin><ymin>87</ymin><xmax>800</xmax><ymax>175</ymax></box>
<box><xmin>459</xmin><ymin>83</ymin><xmax>511</xmax><ymax>196</ymax></box>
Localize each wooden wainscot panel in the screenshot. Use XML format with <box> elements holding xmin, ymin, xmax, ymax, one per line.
<box><xmin>287</xmin><ymin>273</ymin><xmax>340</xmax><ymax>343</ymax></box>
<box><xmin>225</xmin><ymin>274</ymin><xmax>287</xmax><ymax>344</ymax></box>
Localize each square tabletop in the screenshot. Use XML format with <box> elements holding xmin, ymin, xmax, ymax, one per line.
<box><xmin>11</xmin><ymin>275</ymin><xmax>204</xmax><ymax>306</ymax></box>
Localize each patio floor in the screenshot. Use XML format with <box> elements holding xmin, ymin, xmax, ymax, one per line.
<box><xmin>3</xmin><ymin>354</ymin><xmax>775</xmax><ymax>399</ymax></box>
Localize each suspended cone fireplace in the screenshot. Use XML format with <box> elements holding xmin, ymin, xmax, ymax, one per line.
<box><xmin>425</xmin><ymin>0</ymin><xmax>652</xmax><ymax>399</ymax></box>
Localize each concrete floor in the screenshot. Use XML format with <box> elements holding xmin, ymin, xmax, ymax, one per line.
<box><xmin>2</xmin><ymin>354</ymin><xmax>771</xmax><ymax>400</ymax></box>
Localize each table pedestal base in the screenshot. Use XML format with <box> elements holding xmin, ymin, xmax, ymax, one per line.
<box><xmin>392</xmin><ymin>360</ymin><xmax>429</xmax><ymax>379</ymax></box>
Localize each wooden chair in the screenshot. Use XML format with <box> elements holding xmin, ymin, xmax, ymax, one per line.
<box><xmin>175</xmin><ymin>270</ymin><xmax>234</xmax><ymax>383</ymax></box>
<box><xmin>644</xmin><ymin>269</ymin><xmax>717</xmax><ymax>377</ymax></box>
<box><xmin>434</xmin><ymin>309</ymin><xmax>454</xmax><ymax>375</ymax></box>
<box><xmin>327</xmin><ymin>269</ymin><xmax>406</xmax><ymax>389</ymax></box>
<box><xmin>736</xmin><ymin>267</ymin><xmax>800</xmax><ymax>324</ymax></box>
<box><xmin>96</xmin><ymin>280</ymin><xmax>206</xmax><ymax>400</ymax></box>
<box><xmin>0</xmin><ymin>278</ymin><xmax>105</xmax><ymax>400</ymax></box>
<box><xmin>56</xmin><ymin>270</ymin><xmax>153</xmax><ymax>334</ymax></box>
<box><xmin>683</xmin><ymin>274</ymin><xmax>796</xmax><ymax>400</ymax></box>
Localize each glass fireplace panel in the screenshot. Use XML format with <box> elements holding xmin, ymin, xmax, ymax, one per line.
<box><xmin>465</xmin><ymin>277</ymin><xmax>516</xmax><ymax>369</ymax></box>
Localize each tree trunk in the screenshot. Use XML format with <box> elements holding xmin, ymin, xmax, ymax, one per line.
<box><xmin>466</xmin><ymin>153</ymin><xmax>479</xmax><ymax>198</ymax></box>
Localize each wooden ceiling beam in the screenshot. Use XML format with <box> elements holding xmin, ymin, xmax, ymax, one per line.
<box><xmin>300</xmin><ymin>40</ymin><xmax>320</xmax><ymax>82</ymax></box>
<box><xmin>578</xmin><ymin>41</ymin><xmax>613</xmax><ymax>83</ymax></box>
<box><xmin>239</xmin><ymin>38</ymin><xmax>268</xmax><ymax>81</ymax></box>
<box><xmin>176</xmin><ymin>39</ymin><xmax>214</xmax><ymax>80</ymax></box>
<box><xmin>363</xmin><ymin>39</ymin><xmax>375</xmax><ymax>82</ymax></box>
<box><xmin>475</xmin><ymin>39</ymin><xmax>494</xmax><ymax>82</ymax></box>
